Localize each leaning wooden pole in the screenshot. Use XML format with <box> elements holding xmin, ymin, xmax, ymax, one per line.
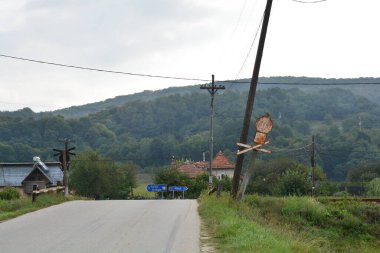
<box><xmin>231</xmin><ymin>0</ymin><xmax>273</xmax><ymax>199</ymax></box>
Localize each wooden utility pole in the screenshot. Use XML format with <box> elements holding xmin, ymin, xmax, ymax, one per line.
<box><xmin>55</xmin><ymin>138</ymin><xmax>75</xmax><ymax>196</ymax></box>
<box><xmin>62</xmin><ymin>139</ymin><xmax>69</xmax><ymax>196</ymax></box>
<box><xmin>200</xmin><ymin>75</ymin><xmax>225</xmax><ymax>189</ymax></box>
<box><xmin>311</xmin><ymin>135</ymin><xmax>316</xmax><ymax>196</ymax></box>
<box><xmin>231</xmin><ymin>0</ymin><xmax>273</xmax><ymax>199</ymax></box>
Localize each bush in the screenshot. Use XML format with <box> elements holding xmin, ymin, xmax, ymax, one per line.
<box><xmin>0</xmin><ymin>187</ymin><xmax>21</xmax><ymax>200</ymax></box>
<box><xmin>281</xmin><ymin>197</ymin><xmax>329</xmax><ymax>226</ymax></box>
<box><xmin>70</xmin><ymin>150</ymin><xmax>136</xmax><ymax>199</ymax></box>
<box><xmin>367</xmin><ymin>178</ymin><xmax>380</xmax><ymax>196</ymax></box>
<box><xmin>277</xmin><ymin>169</ymin><xmax>310</xmax><ymax>196</ymax></box>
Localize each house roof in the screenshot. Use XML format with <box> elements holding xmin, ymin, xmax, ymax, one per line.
<box><xmin>177</xmin><ymin>162</ymin><xmax>206</xmax><ymax>178</ymax></box>
<box><xmin>211</xmin><ymin>151</ymin><xmax>235</xmax><ymax>170</ymax></box>
<box><xmin>0</xmin><ymin>162</ymin><xmax>63</xmax><ymax>187</ymax></box>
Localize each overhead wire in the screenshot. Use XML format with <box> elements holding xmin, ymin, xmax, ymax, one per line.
<box><xmin>2</xmin><ymin>53</ymin><xmax>380</xmax><ymax>87</ymax></box>
<box><xmin>291</xmin><ymin>0</ymin><xmax>327</xmax><ymax>3</ymax></box>
<box><xmin>0</xmin><ymin>54</ymin><xmax>209</xmax><ymax>83</ymax></box>
<box><xmin>235</xmin><ymin>12</ymin><xmax>265</xmax><ymax>80</ymax></box>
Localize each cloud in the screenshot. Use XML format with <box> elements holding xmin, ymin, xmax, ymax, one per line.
<box><xmin>1</xmin><ymin>0</ymin><xmax>380</xmax><ymax>112</ymax></box>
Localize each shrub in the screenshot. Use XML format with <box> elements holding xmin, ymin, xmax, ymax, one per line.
<box><xmin>367</xmin><ymin>178</ymin><xmax>380</xmax><ymax>196</ymax></box>
<box><xmin>0</xmin><ymin>187</ymin><xmax>21</xmax><ymax>200</ymax></box>
<box><xmin>277</xmin><ymin>169</ymin><xmax>310</xmax><ymax>196</ymax></box>
<box><xmin>281</xmin><ymin>197</ymin><xmax>329</xmax><ymax>226</ymax></box>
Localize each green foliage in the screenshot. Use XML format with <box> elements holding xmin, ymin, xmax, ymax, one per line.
<box><xmin>2</xmin><ymin>80</ymin><xmax>380</xmax><ymax>183</ymax></box>
<box><xmin>189</xmin><ymin>173</ymin><xmax>209</xmax><ymax>198</ymax></box>
<box><xmin>277</xmin><ymin>169</ymin><xmax>311</xmax><ymax>196</ymax></box>
<box><xmin>316</xmin><ymin>181</ymin><xmax>339</xmax><ymax>196</ymax></box>
<box><xmin>247</xmin><ymin>158</ymin><xmax>326</xmax><ymax>196</ymax></box>
<box><xmin>0</xmin><ymin>194</ymin><xmax>84</xmax><ymax>221</ymax></box>
<box><xmin>348</xmin><ymin>164</ymin><xmax>380</xmax><ymax>182</ymax></box>
<box><xmin>243</xmin><ymin>195</ymin><xmax>380</xmax><ymax>252</ymax></box>
<box><xmin>153</xmin><ymin>168</ymin><xmax>210</xmax><ymax>199</ymax></box>
<box><xmin>70</xmin><ymin>150</ymin><xmax>136</xmax><ymax>199</ymax></box>
<box><xmin>367</xmin><ymin>178</ymin><xmax>380</xmax><ymax>196</ymax></box>
<box><xmin>281</xmin><ymin>197</ymin><xmax>329</xmax><ymax>225</ymax></box>
<box><xmin>199</xmin><ymin>194</ymin><xmax>311</xmax><ymax>253</ymax></box>
<box><xmin>0</xmin><ymin>187</ymin><xmax>21</xmax><ymax>200</ymax></box>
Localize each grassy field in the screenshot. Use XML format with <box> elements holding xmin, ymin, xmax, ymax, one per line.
<box><xmin>0</xmin><ymin>194</ymin><xmax>85</xmax><ymax>222</ymax></box>
<box><xmin>132</xmin><ymin>173</ymin><xmax>157</xmax><ymax>198</ymax></box>
<box><xmin>198</xmin><ymin>194</ymin><xmax>380</xmax><ymax>253</ymax></box>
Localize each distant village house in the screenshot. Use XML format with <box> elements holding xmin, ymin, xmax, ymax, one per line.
<box><xmin>175</xmin><ymin>151</ymin><xmax>235</xmax><ymax>179</ymax></box>
<box><xmin>0</xmin><ymin>157</ymin><xmax>63</xmax><ymax>195</ymax></box>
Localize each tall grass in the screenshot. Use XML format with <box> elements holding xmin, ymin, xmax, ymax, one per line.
<box><xmin>199</xmin><ymin>194</ymin><xmax>380</xmax><ymax>253</ymax></box>
<box><xmin>199</xmin><ymin>194</ymin><xmax>320</xmax><ymax>253</ymax></box>
<box><xmin>0</xmin><ymin>194</ymin><xmax>84</xmax><ymax>221</ymax></box>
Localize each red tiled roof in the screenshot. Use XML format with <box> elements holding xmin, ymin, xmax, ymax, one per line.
<box><xmin>177</xmin><ymin>162</ymin><xmax>205</xmax><ymax>178</ymax></box>
<box><xmin>211</xmin><ymin>151</ymin><xmax>235</xmax><ymax>170</ymax></box>
<box><xmin>175</xmin><ymin>151</ymin><xmax>234</xmax><ymax>177</ymax></box>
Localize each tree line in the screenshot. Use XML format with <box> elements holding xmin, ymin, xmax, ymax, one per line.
<box><xmin>1</xmin><ymin>87</ymin><xmax>380</xmax><ymax>182</ymax></box>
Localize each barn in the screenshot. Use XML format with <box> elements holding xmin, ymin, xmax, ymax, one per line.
<box><xmin>0</xmin><ymin>157</ymin><xmax>63</xmax><ymax>194</ymax></box>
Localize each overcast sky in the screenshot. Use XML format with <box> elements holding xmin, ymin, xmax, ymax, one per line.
<box><xmin>1</xmin><ymin>0</ymin><xmax>380</xmax><ymax>112</ymax></box>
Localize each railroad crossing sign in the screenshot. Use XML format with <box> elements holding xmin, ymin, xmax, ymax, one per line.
<box><xmin>237</xmin><ymin>113</ymin><xmax>273</xmax><ymax>156</ymax></box>
<box><xmin>237</xmin><ymin>141</ymin><xmax>272</xmax><ymax>155</ymax></box>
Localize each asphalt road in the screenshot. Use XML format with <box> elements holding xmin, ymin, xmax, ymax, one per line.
<box><xmin>0</xmin><ymin>200</ymin><xmax>200</xmax><ymax>253</ymax></box>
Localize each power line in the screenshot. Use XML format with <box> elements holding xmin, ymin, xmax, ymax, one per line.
<box><xmin>3</xmin><ymin>53</ymin><xmax>380</xmax><ymax>87</ymax></box>
<box><xmin>0</xmin><ymin>54</ymin><xmax>209</xmax><ymax>82</ymax></box>
<box><xmin>235</xmin><ymin>11</ymin><xmax>265</xmax><ymax>79</ymax></box>
<box><xmin>291</xmin><ymin>0</ymin><xmax>327</xmax><ymax>3</ymax></box>
<box><xmin>219</xmin><ymin>80</ymin><xmax>380</xmax><ymax>85</ymax></box>
<box><xmin>272</xmin><ymin>143</ymin><xmax>312</xmax><ymax>153</ymax></box>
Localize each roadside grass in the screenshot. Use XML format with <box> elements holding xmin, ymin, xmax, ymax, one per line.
<box><xmin>132</xmin><ymin>173</ymin><xmax>157</xmax><ymax>198</ymax></box>
<box><xmin>199</xmin><ymin>193</ymin><xmax>380</xmax><ymax>253</ymax></box>
<box><xmin>133</xmin><ymin>184</ymin><xmax>156</xmax><ymax>198</ymax></box>
<box><xmin>0</xmin><ymin>194</ymin><xmax>85</xmax><ymax>222</ymax></box>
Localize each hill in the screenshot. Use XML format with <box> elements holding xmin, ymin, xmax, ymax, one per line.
<box><xmin>46</xmin><ymin>76</ymin><xmax>380</xmax><ymax>118</ymax></box>
<box><xmin>1</xmin><ymin>84</ymin><xmax>380</xmax><ymax>181</ymax></box>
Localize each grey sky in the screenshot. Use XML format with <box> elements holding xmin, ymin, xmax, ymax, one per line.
<box><xmin>1</xmin><ymin>0</ymin><xmax>379</xmax><ymax>112</ymax></box>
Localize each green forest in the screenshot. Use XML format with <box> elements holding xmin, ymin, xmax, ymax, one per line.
<box><xmin>1</xmin><ymin>77</ymin><xmax>380</xmax><ymax>183</ymax></box>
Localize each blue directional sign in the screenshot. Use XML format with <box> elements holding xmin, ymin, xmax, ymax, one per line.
<box><xmin>146</xmin><ymin>184</ymin><xmax>167</xmax><ymax>192</ymax></box>
<box><xmin>168</xmin><ymin>186</ymin><xmax>189</xmax><ymax>191</ymax></box>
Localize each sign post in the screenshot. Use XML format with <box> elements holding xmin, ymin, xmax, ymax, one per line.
<box><xmin>146</xmin><ymin>184</ymin><xmax>167</xmax><ymax>199</ymax></box>
<box><xmin>168</xmin><ymin>186</ymin><xmax>189</xmax><ymax>199</ymax></box>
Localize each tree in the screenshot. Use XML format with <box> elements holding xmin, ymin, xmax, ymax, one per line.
<box><xmin>277</xmin><ymin>169</ymin><xmax>311</xmax><ymax>196</ymax></box>
<box><xmin>70</xmin><ymin>150</ymin><xmax>136</xmax><ymax>199</ymax></box>
<box><xmin>367</xmin><ymin>178</ymin><xmax>380</xmax><ymax>196</ymax></box>
<box><xmin>154</xmin><ymin>167</ymin><xmax>190</xmax><ymax>199</ymax></box>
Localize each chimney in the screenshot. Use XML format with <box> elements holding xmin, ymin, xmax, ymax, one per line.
<box><xmin>170</xmin><ymin>156</ymin><xmax>177</xmax><ymax>169</ymax></box>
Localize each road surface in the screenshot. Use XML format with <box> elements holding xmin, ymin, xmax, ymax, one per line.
<box><xmin>0</xmin><ymin>200</ymin><xmax>200</xmax><ymax>253</ymax></box>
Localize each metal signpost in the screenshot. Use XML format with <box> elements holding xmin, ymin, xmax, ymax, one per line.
<box><xmin>168</xmin><ymin>186</ymin><xmax>189</xmax><ymax>199</ymax></box>
<box><xmin>146</xmin><ymin>184</ymin><xmax>167</xmax><ymax>199</ymax></box>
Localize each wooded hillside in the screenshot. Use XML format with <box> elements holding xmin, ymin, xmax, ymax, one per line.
<box><xmin>1</xmin><ymin>77</ymin><xmax>380</xmax><ymax>181</ymax></box>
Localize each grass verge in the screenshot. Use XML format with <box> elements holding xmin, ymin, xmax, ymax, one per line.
<box><xmin>0</xmin><ymin>194</ymin><xmax>85</xmax><ymax>222</ymax></box>
<box><xmin>198</xmin><ymin>193</ymin><xmax>380</xmax><ymax>253</ymax></box>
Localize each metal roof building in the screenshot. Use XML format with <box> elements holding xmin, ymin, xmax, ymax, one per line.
<box><xmin>0</xmin><ymin>160</ymin><xmax>63</xmax><ymax>193</ymax></box>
